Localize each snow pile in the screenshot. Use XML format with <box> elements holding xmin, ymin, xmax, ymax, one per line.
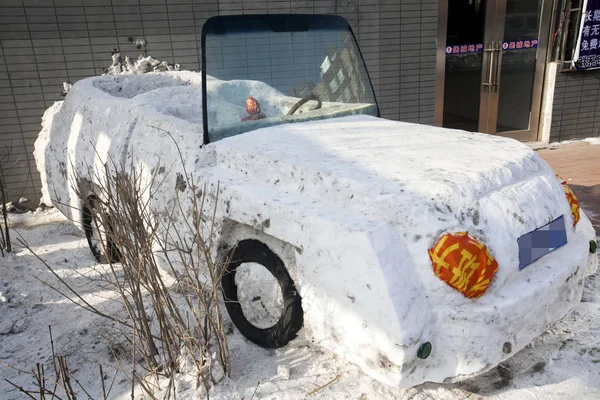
<box><xmin>0</xmin><ymin>209</ymin><xmax>599</xmax><ymax>399</ymax></box>
<box><xmin>86</xmin><ymin>71</ymin><xmax>326</xmax><ymax>129</ymax></box>
<box><xmin>548</xmin><ymin>137</ymin><xmax>600</xmax><ymax>147</ymax></box>
<box><xmin>61</xmin><ymin>52</ymin><xmax>182</xmax><ymax>97</ymax></box>
<box><xmin>33</xmin><ymin>71</ymin><xmax>597</xmax><ymax>388</ymax></box>
<box><xmin>235</xmin><ymin>262</ymin><xmax>284</xmax><ymax>329</ymax></box>
<box><xmin>104</xmin><ymin>52</ymin><xmax>181</xmax><ymax>75</ymax></box>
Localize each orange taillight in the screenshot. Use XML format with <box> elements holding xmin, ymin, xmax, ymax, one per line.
<box><xmin>428</xmin><ymin>232</ymin><xmax>498</xmax><ymax>299</ymax></box>
<box><xmin>558</xmin><ymin>178</ymin><xmax>580</xmax><ymax>227</ymax></box>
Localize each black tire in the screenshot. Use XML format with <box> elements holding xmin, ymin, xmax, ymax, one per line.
<box><xmin>82</xmin><ymin>196</ymin><xmax>121</xmax><ymax>264</ymax></box>
<box><xmin>221</xmin><ymin>239</ymin><xmax>303</xmax><ymax>348</ymax></box>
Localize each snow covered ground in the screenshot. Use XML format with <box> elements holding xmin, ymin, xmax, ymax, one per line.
<box><xmin>542</xmin><ymin>137</ymin><xmax>600</xmax><ymax>149</ymax></box>
<box><xmin>1</xmin><ymin>207</ymin><xmax>599</xmax><ymax>399</ymax></box>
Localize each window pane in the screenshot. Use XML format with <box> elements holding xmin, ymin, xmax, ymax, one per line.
<box><xmin>443</xmin><ymin>0</ymin><xmax>487</xmax><ymax>132</ymax></box>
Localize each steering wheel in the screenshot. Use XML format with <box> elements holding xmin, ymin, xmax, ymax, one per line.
<box><xmin>287</xmin><ymin>91</ymin><xmax>322</xmax><ymax>116</ymax></box>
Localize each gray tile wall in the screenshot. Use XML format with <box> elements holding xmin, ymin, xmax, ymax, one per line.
<box><xmin>0</xmin><ymin>0</ymin><xmax>437</xmax><ymax>204</ymax></box>
<box><xmin>551</xmin><ymin>70</ymin><xmax>600</xmax><ymax>142</ymax></box>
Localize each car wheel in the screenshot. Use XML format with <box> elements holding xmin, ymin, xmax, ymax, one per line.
<box><xmin>221</xmin><ymin>239</ymin><xmax>303</xmax><ymax>348</ymax></box>
<box><xmin>82</xmin><ymin>195</ymin><xmax>121</xmax><ymax>264</ymax></box>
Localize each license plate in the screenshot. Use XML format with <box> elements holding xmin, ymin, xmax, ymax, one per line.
<box><xmin>517</xmin><ymin>216</ymin><xmax>567</xmax><ymax>270</ymax></box>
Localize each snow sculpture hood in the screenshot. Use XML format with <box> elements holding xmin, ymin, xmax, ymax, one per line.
<box><xmin>214</xmin><ymin>114</ymin><xmax>547</xmax><ymax>209</ymax></box>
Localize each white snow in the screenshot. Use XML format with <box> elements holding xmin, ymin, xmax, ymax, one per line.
<box><xmin>547</xmin><ymin>136</ymin><xmax>600</xmax><ymax>147</ymax></box>
<box><xmin>0</xmin><ymin>208</ymin><xmax>599</xmax><ymax>399</ymax></box>
<box><xmin>235</xmin><ymin>262</ymin><xmax>284</xmax><ymax>329</ymax></box>
<box><xmin>31</xmin><ymin>71</ymin><xmax>598</xmax><ymax>388</ymax></box>
<box><xmin>104</xmin><ymin>53</ymin><xmax>181</xmax><ymax>76</ymax></box>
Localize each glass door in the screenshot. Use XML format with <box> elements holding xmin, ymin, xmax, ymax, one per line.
<box><xmin>441</xmin><ymin>0</ymin><xmax>489</xmax><ymax>132</ymax></box>
<box><xmin>436</xmin><ymin>0</ymin><xmax>553</xmax><ymax>141</ymax></box>
<box><xmin>493</xmin><ymin>0</ymin><xmax>548</xmax><ymax>140</ymax></box>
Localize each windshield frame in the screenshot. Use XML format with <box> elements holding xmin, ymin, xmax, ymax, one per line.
<box><xmin>200</xmin><ymin>14</ymin><xmax>379</xmax><ymax>145</ymax></box>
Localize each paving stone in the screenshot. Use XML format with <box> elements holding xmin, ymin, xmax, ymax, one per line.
<box><xmin>538</xmin><ymin>143</ymin><xmax>600</xmax><ymax>232</ymax></box>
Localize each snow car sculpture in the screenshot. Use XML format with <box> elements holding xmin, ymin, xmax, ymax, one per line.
<box><xmin>34</xmin><ymin>14</ymin><xmax>598</xmax><ymax>388</ymax></box>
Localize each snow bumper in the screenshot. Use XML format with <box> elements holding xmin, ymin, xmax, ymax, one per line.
<box><xmin>406</xmin><ymin>216</ymin><xmax>596</xmax><ymax>386</ymax></box>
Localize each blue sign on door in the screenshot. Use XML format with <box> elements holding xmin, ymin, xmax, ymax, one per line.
<box><xmin>574</xmin><ymin>0</ymin><xmax>600</xmax><ymax>70</ymax></box>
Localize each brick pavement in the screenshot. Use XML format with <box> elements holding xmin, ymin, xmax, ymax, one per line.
<box><xmin>537</xmin><ymin>143</ymin><xmax>600</xmax><ymax>232</ymax></box>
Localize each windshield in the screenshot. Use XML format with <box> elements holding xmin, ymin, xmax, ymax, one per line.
<box><xmin>201</xmin><ymin>15</ymin><xmax>378</xmax><ymax>143</ymax></box>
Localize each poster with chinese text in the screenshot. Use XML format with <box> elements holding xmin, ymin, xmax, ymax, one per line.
<box><xmin>573</xmin><ymin>0</ymin><xmax>600</xmax><ymax>70</ymax></box>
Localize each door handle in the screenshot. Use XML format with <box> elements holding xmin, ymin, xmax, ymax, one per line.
<box><xmin>482</xmin><ymin>42</ymin><xmax>495</xmax><ymax>92</ymax></box>
<box><xmin>491</xmin><ymin>41</ymin><xmax>502</xmax><ymax>93</ymax></box>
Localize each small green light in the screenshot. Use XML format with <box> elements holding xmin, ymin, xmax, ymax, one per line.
<box><xmin>591</xmin><ymin>240</ymin><xmax>597</xmax><ymax>254</ymax></box>
<box><xmin>417</xmin><ymin>342</ymin><xmax>432</xmax><ymax>359</ymax></box>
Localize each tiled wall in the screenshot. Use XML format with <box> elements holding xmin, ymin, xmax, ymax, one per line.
<box><xmin>0</xmin><ymin>0</ymin><xmax>437</xmax><ymax>204</ymax></box>
<box><xmin>2</xmin><ymin>0</ymin><xmax>598</xmax><ymax>205</ymax></box>
<box><xmin>550</xmin><ymin>69</ymin><xmax>600</xmax><ymax>142</ymax></box>
<box><xmin>376</xmin><ymin>0</ymin><xmax>437</xmax><ymax>123</ymax></box>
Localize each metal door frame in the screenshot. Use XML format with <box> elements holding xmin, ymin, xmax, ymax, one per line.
<box><xmin>478</xmin><ymin>0</ymin><xmax>503</xmax><ymax>135</ymax></box>
<box><xmin>435</xmin><ymin>0</ymin><xmax>554</xmax><ymax>141</ymax></box>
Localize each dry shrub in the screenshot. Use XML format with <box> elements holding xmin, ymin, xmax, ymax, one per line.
<box><xmin>3</xmin><ymin>326</ymin><xmax>117</xmax><ymax>400</ymax></box>
<box><xmin>75</xmin><ymin>160</ymin><xmax>231</xmax><ymax>398</ymax></box>
<box><xmin>14</xmin><ymin>156</ymin><xmax>231</xmax><ymax>399</ymax></box>
<box><xmin>1</xmin><ymin>146</ymin><xmax>13</xmax><ymax>255</ymax></box>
